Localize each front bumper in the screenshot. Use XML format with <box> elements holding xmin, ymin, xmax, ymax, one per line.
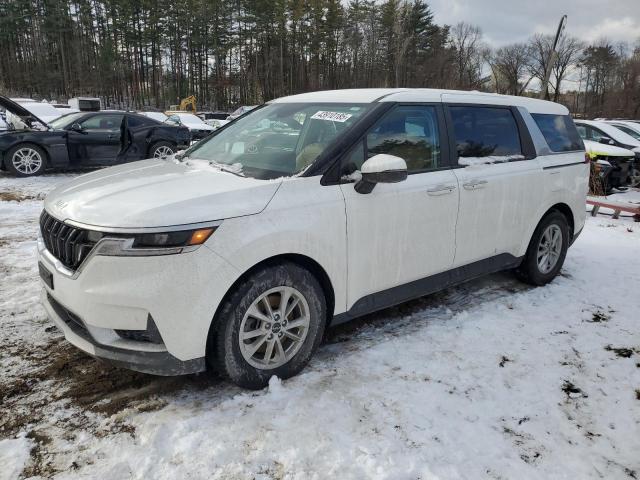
<box><xmin>42</xmin><ymin>290</ymin><xmax>205</xmax><ymax>375</ymax></box>
<box><xmin>37</xmin><ymin>234</ymin><xmax>240</xmax><ymax>375</ymax></box>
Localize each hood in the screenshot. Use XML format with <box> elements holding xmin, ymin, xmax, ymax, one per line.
<box><xmin>583</xmin><ymin>140</ymin><xmax>635</xmax><ymax>158</ymax></box>
<box><xmin>0</xmin><ymin>95</ymin><xmax>50</xmax><ymax>129</ymax></box>
<box><xmin>44</xmin><ymin>159</ymin><xmax>282</xmax><ymax>229</ymax></box>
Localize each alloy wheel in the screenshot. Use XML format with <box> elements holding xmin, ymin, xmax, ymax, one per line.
<box><xmin>12</xmin><ymin>148</ymin><xmax>43</xmax><ymax>175</ymax></box>
<box><xmin>238</xmin><ymin>286</ymin><xmax>310</xmax><ymax>370</ymax></box>
<box><xmin>537</xmin><ymin>224</ymin><xmax>563</xmax><ymax>274</ymax></box>
<box><xmin>153</xmin><ymin>145</ymin><xmax>174</xmax><ymax>158</ymax></box>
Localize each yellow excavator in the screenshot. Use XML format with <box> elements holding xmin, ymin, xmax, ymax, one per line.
<box><xmin>168</xmin><ymin>95</ymin><xmax>196</xmax><ymax>112</ymax></box>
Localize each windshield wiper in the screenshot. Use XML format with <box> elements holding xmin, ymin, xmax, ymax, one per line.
<box><xmin>209</xmin><ymin>160</ymin><xmax>245</xmax><ymax>177</ymax></box>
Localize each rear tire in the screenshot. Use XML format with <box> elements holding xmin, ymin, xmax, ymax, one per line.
<box><xmin>5</xmin><ymin>143</ymin><xmax>47</xmax><ymax>177</ymax></box>
<box><xmin>516</xmin><ymin>211</ymin><xmax>570</xmax><ymax>286</ymax></box>
<box><xmin>209</xmin><ymin>262</ymin><xmax>326</xmax><ymax>390</ymax></box>
<box><xmin>149</xmin><ymin>141</ymin><xmax>175</xmax><ymax>159</ymax></box>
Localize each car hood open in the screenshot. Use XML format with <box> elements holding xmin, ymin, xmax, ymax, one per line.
<box><xmin>44</xmin><ymin>159</ymin><xmax>283</xmax><ymax>229</ymax></box>
<box><xmin>0</xmin><ymin>95</ymin><xmax>50</xmax><ymax>130</ymax></box>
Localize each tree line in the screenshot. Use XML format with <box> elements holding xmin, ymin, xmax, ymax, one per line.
<box><xmin>0</xmin><ymin>0</ymin><xmax>638</xmax><ymax>118</ymax></box>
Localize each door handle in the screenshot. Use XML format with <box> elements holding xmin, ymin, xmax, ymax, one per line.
<box><xmin>427</xmin><ymin>184</ymin><xmax>456</xmax><ymax>195</ymax></box>
<box><xmin>463</xmin><ymin>179</ymin><xmax>488</xmax><ymax>190</ymax></box>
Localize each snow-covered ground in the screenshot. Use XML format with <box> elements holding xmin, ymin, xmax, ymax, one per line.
<box><xmin>0</xmin><ymin>171</ymin><xmax>639</xmax><ymax>480</ymax></box>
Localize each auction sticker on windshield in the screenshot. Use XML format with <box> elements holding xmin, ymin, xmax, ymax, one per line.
<box><xmin>311</xmin><ymin>111</ymin><xmax>353</xmax><ymax>122</ymax></box>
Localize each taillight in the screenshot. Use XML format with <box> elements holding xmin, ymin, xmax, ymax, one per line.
<box><xmin>584</xmin><ymin>152</ymin><xmax>591</xmax><ymax>163</ymax></box>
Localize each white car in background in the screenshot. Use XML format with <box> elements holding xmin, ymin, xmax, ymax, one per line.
<box><xmin>227</xmin><ymin>105</ymin><xmax>257</xmax><ymax>120</ymax></box>
<box><xmin>165</xmin><ymin>112</ymin><xmax>215</xmax><ymax>141</ymax></box>
<box><xmin>139</xmin><ymin>111</ymin><xmax>169</xmax><ymax>123</ymax></box>
<box><xmin>604</xmin><ymin>120</ymin><xmax>640</xmax><ymax>141</ymax></box>
<box><xmin>38</xmin><ymin>88</ymin><xmax>588</xmax><ymax>389</ymax></box>
<box><xmin>52</xmin><ymin>104</ymin><xmax>80</xmax><ymax>116</ymax></box>
<box><xmin>198</xmin><ymin>111</ymin><xmax>231</xmax><ymax>129</ymax></box>
<box><xmin>6</xmin><ymin>101</ymin><xmax>62</xmax><ymax>126</ymax></box>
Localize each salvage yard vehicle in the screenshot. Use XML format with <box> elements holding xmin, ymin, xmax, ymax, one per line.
<box><xmin>198</xmin><ymin>111</ymin><xmax>231</xmax><ymax>129</ymax></box>
<box><xmin>575</xmin><ymin>119</ymin><xmax>640</xmax><ymax>188</ymax></box>
<box><xmin>165</xmin><ymin>112</ymin><xmax>216</xmax><ymax>140</ymax></box>
<box><xmin>227</xmin><ymin>105</ymin><xmax>257</xmax><ymax>120</ymax></box>
<box><xmin>583</xmin><ymin>139</ymin><xmax>636</xmax><ymax>193</ymax></box>
<box><xmin>0</xmin><ymin>96</ymin><xmax>190</xmax><ymax>176</ymax></box>
<box><xmin>38</xmin><ymin>88</ymin><xmax>588</xmax><ymax>389</ymax></box>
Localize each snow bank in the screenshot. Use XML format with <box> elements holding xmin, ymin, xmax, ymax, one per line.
<box><xmin>0</xmin><ymin>437</ymin><xmax>32</xmax><ymax>480</ymax></box>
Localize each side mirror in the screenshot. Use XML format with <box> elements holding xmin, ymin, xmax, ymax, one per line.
<box><xmin>70</xmin><ymin>123</ymin><xmax>84</xmax><ymax>133</ymax></box>
<box><xmin>355</xmin><ymin>154</ymin><xmax>407</xmax><ymax>194</ymax></box>
<box><xmin>599</xmin><ymin>137</ymin><xmax>614</xmax><ymax>145</ymax></box>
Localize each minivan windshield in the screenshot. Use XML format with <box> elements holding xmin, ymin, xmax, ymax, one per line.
<box><xmin>184</xmin><ymin>103</ymin><xmax>372</xmax><ymax>179</ymax></box>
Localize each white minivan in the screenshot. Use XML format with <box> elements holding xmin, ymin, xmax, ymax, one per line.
<box><xmin>38</xmin><ymin>89</ymin><xmax>588</xmax><ymax>389</ymax></box>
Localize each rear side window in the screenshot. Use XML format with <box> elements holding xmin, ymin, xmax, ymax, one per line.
<box><xmin>449</xmin><ymin>106</ymin><xmax>522</xmax><ymax>159</ymax></box>
<box><xmin>532</xmin><ymin>114</ymin><xmax>583</xmax><ymax>152</ymax></box>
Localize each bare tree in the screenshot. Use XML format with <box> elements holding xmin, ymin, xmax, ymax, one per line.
<box><xmin>449</xmin><ymin>22</ymin><xmax>485</xmax><ymax>89</ymax></box>
<box><xmin>529</xmin><ymin>33</ymin><xmax>583</xmax><ymax>101</ymax></box>
<box><xmin>488</xmin><ymin>43</ymin><xmax>532</xmax><ymax>95</ymax></box>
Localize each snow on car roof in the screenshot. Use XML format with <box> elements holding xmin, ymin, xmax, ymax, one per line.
<box><xmin>576</xmin><ymin>119</ymin><xmax>640</xmax><ymax>146</ymax></box>
<box><xmin>270</xmin><ymin>88</ymin><xmax>569</xmax><ymax>114</ymax></box>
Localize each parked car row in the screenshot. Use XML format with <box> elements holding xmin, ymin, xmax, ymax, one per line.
<box><xmin>0</xmin><ymin>96</ymin><xmax>190</xmax><ymax>176</ymax></box>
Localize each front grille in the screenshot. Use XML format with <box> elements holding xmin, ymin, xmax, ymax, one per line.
<box><xmin>39</xmin><ymin>210</ymin><xmax>96</xmax><ymax>271</ymax></box>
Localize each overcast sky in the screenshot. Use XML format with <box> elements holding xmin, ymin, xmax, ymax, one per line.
<box><xmin>427</xmin><ymin>0</ymin><xmax>640</xmax><ymax>47</ymax></box>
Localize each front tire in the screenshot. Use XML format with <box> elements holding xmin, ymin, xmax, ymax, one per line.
<box><xmin>210</xmin><ymin>262</ymin><xmax>326</xmax><ymax>390</ymax></box>
<box><xmin>5</xmin><ymin>144</ymin><xmax>47</xmax><ymax>177</ymax></box>
<box><xmin>516</xmin><ymin>211</ymin><xmax>570</xmax><ymax>286</ymax></box>
<box><xmin>149</xmin><ymin>141</ymin><xmax>175</xmax><ymax>159</ymax></box>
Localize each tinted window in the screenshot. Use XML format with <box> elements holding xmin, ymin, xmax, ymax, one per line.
<box><xmin>450</xmin><ymin>106</ymin><xmax>521</xmax><ymax>159</ymax></box>
<box><xmin>80</xmin><ymin>114</ymin><xmax>123</xmax><ymax>131</ymax></box>
<box><xmin>585</xmin><ymin>126</ymin><xmax>608</xmax><ymax>142</ymax></box>
<box><xmin>532</xmin><ymin>114</ymin><xmax>583</xmax><ymax>152</ymax></box>
<box><xmin>366</xmin><ymin>105</ymin><xmax>440</xmax><ymax>172</ymax></box>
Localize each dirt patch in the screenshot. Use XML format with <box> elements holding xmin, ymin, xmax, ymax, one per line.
<box><xmin>22</xmin><ymin>430</ymin><xmax>55</xmax><ymax>479</ymax></box>
<box><xmin>604</xmin><ymin>345</ymin><xmax>635</xmax><ymax>358</ymax></box>
<box><xmin>0</xmin><ymin>191</ymin><xmax>42</xmax><ymax>202</ymax></box>
<box><xmin>587</xmin><ymin>309</ymin><xmax>613</xmax><ymax>323</ymax></box>
<box><xmin>562</xmin><ymin>380</ymin><xmax>587</xmax><ymax>399</ymax></box>
<box><xmin>0</xmin><ymin>333</ymin><xmax>220</xmax><ymax>477</ymax></box>
<box><xmin>499</xmin><ymin>355</ymin><xmax>511</xmax><ymax>368</ymax></box>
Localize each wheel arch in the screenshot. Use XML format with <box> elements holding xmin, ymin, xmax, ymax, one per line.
<box><xmin>205</xmin><ymin>253</ymin><xmax>336</xmax><ymax>356</ymax></box>
<box><xmin>545</xmin><ymin>202</ymin><xmax>575</xmax><ymax>241</ymax></box>
<box><xmin>518</xmin><ymin>201</ymin><xmax>577</xmax><ymax>258</ymax></box>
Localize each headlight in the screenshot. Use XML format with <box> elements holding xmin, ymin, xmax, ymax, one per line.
<box><xmin>132</xmin><ymin>228</ymin><xmax>215</xmax><ymax>248</ymax></box>
<box><xmin>94</xmin><ymin>227</ymin><xmax>217</xmax><ymax>257</ymax></box>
